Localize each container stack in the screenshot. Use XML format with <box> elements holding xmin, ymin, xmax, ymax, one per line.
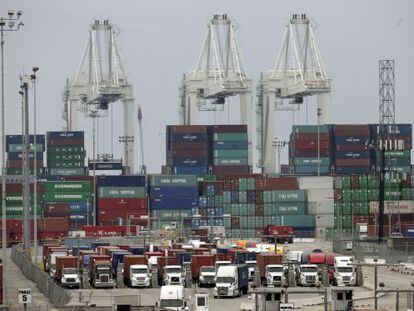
<box><xmin>299</xmin><ymin>176</ymin><xmax>335</xmax><ymax>239</ymax></box>
<box><xmin>370</xmin><ymin>124</ymin><xmax>412</xmax><ymax>174</ymax></box>
<box><xmin>289</xmin><ymin>125</ymin><xmax>332</xmax><ymax>175</ymax></box>
<box><xmin>333</xmin><ymin>125</ymin><xmax>371</xmax><ymax>174</ymax></box>
<box><xmin>46</xmin><ymin>131</ymin><xmax>86</xmax><ymax>176</ymax></box>
<box><xmin>166</xmin><ymin>125</ymin><xmax>209</xmax><ymax>175</ymax></box>
<box><xmin>97</xmin><ymin>176</ymin><xmax>148</xmax><ymax>227</ymax></box>
<box><xmin>197</xmin><ymin>181</ymin><xmax>224</xmax><ymax>228</ymax></box>
<box><xmin>43</xmin><ymin>180</ymin><xmax>92</xmax><ymax>230</ymax></box>
<box><xmin>149</xmin><ymin>175</ymin><xmax>198</xmax><ymax>229</ymax></box>
<box><xmin>6</xmin><ymin>135</ymin><xmax>45</xmax><ymax>175</ymax></box>
<box><xmin>211</xmin><ymin>125</ymin><xmax>250</xmax><ymax>175</ymax></box>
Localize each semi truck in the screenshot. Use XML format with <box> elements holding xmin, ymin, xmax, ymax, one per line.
<box><xmin>55</xmin><ymin>256</ymin><xmax>81</xmax><ymax>288</ymax></box>
<box><xmin>190</xmin><ymin>254</ymin><xmax>216</xmax><ymax>286</ymax></box>
<box><xmin>164</xmin><ymin>265</ymin><xmax>185</xmax><ymax>286</ymax></box>
<box><xmin>334</xmin><ymin>256</ymin><xmax>356</xmax><ymax>286</ymax></box>
<box><xmin>88</xmin><ymin>255</ymin><xmax>115</xmax><ymax>288</ymax></box>
<box><xmin>296</xmin><ymin>264</ymin><xmax>320</xmax><ymax>287</ymax></box>
<box><xmin>214</xmin><ymin>264</ymin><xmax>249</xmax><ymax>298</ymax></box>
<box><xmin>48</xmin><ymin>250</ymin><xmax>68</xmax><ymax>278</ymax></box>
<box><xmin>158</xmin><ymin>285</ymin><xmax>188</xmax><ymax>311</ymax></box>
<box><xmin>257</xmin><ymin>253</ymin><xmax>285</xmax><ymax>286</ymax></box>
<box><xmin>263</xmin><ymin>225</ymin><xmax>294</xmax><ymax>244</ymax></box>
<box><xmin>123</xmin><ymin>255</ymin><xmax>150</xmax><ymax>287</ymax></box>
<box><xmin>198</xmin><ymin>266</ymin><xmax>216</xmax><ymax>287</ymax></box>
<box><xmin>245</xmin><ymin>260</ymin><xmax>257</xmax><ymax>281</ymax></box>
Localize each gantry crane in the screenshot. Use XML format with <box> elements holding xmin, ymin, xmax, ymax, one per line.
<box><xmin>63</xmin><ymin>20</ymin><xmax>137</xmax><ymax>174</ymax></box>
<box><xmin>256</xmin><ymin>14</ymin><xmax>331</xmax><ymax>173</ymax></box>
<box><xmin>179</xmin><ymin>14</ymin><xmax>253</xmax><ymax>165</ymax></box>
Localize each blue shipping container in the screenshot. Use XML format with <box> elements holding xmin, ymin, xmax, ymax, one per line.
<box><xmin>168</xmin><ymin>133</ymin><xmax>208</xmax><ymax>142</ymax></box>
<box><xmin>6</xmin><ymin>134</ymin><xmax>45</xmax><ymax>145</ymax></box>
<box><xmin>150</xmin><ymin>186</ymin><xmax>199</xmax><ymax>199</ymax></box>
<box><xmin>69</xmin><ymin>202</ymin><xmax>90</xmax><ymax>214</ymax></box>
<box><xmin>97</xmin><ymin>175</ymin><xmax>146</xmax><ymax>187</ymax></box>
<box><xmin>47</xmin><ymin>131</ymin><xmax>84</xmax><ymax>140</ymax></box>
<box><xmin>335</xmin><ymin>151</ymin><xmax>371</xmax><ymax>159</ymax></box>
<box><xmin>129</xmin><ymin>247</ymin><xmax>145</xmax><ymax>255</ymax></box>
<box><xmin>404</xmin><ymin>228</ymin><xmax>414</xmax><ymax>238</ymax></box>
<box><xmin>213</xmin><ymin>141</ymin><xmax>248</xmax><ymax>150</ymax></box>
<box><xmin>335</xmin><ymin>136</ymin><xmax>370</xmax><ymax>145</ymax></box>
<box><xmin>168</xmin><ymin>157</ymin><xmax>209</xmax><ymax>166</ymax></box>
<box><xmin>370</xmin><ymin>124</ymin><xmax>412</xmax><ymax>136</ymax></box>
<box><xmin>335</xmin><ymin>166</ymin><xmax>370</xmax><ymax>174</ymax></box>
<box><xmin>294</xmin><ymin>165</ymin><xmax>330</xmax><ymax>174</ymax></box>
<box><xmin>172</xmin><ymin>166</ymin><xmax>208</xmax><ymax>175</ymax></box>
<box><xmin>150</xmin><ymin>198</ymin><xmax>198</xmax><ymax>210</ymax></box>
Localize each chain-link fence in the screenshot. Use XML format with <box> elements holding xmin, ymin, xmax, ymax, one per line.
<box><xmin>10</xmin><ymin>245</ymin><xmax>71</xmax><ymax>307</ymax></box>
<box><xmin>332</xmin><ymin>234</ymin><xmax>414</xmax><ymax>263</ymax></box>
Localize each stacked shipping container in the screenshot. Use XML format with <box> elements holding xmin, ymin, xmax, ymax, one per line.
<box><xmin>43</xmin><ymin>180</ymin><xmax>92</xmax><ymax>230</ymax></box>
<box><xmin>166</xmin><ymin>125</ymin><xmax>209</xmax><ymax>175</ymax></box>
<box><xmin>198</xmin><ymin>181</ymin><xmax>224</xmax><ymax>228</ymax></box>
<box><xmin>211</xmin><ymin>125</ymin><xmax>250</xmax><ymax>175</ymax></box>
<box><xmin>47</xmin><ymin>131</ymin><xmax>86</xmax><ymax>176</ymax></box>
<box><xmin>6</xmin><ymin>135</ymin><xmax>45</xmax><ymax>175</ymax></box>
<box><xmin>97</xmin><ymin>175</ymin><xmax>148</xmax><ymax>226</ymax></box>
<box><xmin>289</xmin><ymin>125</ymin><xmax>332</xmax><ymax>174</ymax></box>
<box><xmin>149</xmin><ymin>175</ymin><xmax>198</xmax><ymax>229</ymax></box>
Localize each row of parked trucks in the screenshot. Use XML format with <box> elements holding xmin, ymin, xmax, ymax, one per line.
<box><xmin>43</xmin><ymin>242</ymin><xmax>357</xmax><ymax>292</ymax></box>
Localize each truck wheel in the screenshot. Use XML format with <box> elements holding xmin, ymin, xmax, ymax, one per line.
<box><xmin>288</xmin><ymin>239</ymin><xmax>293</xmax><ymax>244</ymax></box>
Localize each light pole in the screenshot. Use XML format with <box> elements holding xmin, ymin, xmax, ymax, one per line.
<box><xmin>0</xmin><ymin>10</ymin><xmax>23</xmax><ymax>304</ymax></box>
<box><xmin>272</xmin><ymin>138</ymin><xmax>287</xmax><ymax>174</ymax></box>
<box><xmin>30</xmin><ymin>67</ymin><xmax>39</xmax><ymax>264</ymax></box>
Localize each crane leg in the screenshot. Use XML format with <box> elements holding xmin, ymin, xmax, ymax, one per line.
<box><xmin>183</xmin><ymin>93</ymin><xmax>198</xmax><ymax>125</ymax></box>
<box><xmin>68</xmin><ymin>99</ymin><xmax>78</xmax><ymax>131</ymax></box>
<box><xmin>262</xmin><ymin>94</ymin><xmax>277</xmax><ymax>174</ymax></box>
<box><xmin>123</xmin><ymin>99</ymin><xmax>135</xmax><ymax>174</ymax></box>
<box><xmin>317</xmin><ymin>93</ymin><xmax>330</xmax><ymax>124</ymax></box>
<box><xmin>239</xmin><ymin>92</ymin><xmax>253</xmax><ymax>168</ymax></box>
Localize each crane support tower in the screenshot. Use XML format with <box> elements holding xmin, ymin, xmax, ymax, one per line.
<box><xmin>256</xmin><ymin>14</ymin><xmax>331</xmax><ymax>173</ymax></box>
<box><xmin>179</xmin><ymin>14</ymin><xmax>253</xmax><ymax>166</ymax></box>
<box><xmin>63</xmin><ymin>20</ymin><xmax>136</xmax><ymax>174</ymax></box>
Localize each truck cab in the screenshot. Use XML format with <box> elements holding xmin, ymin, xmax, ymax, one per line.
<box><xmin>91</xmin><ymin>261</ymin><xmax>115</xmax><ymax>288</ymax></box>
<box><xmin>61</xmin><ymin>267</ymin><xmax>81</xmax><ymax>288</ymax></box>
<box><xmin>164</xmin><ymin>265</ymin><xmax>185</xmax><ymax>286</ymax></box>
<box><xmin>296</xmin><ymin>264</ymin><xmax>319</xmax><ymax>287</ymax></box>
<box><xmin>49</xmin><ymin>252</ymin><xmax>67</xmax><ymax>278</ymax></box>
<box><xmin>214</xmin><ymin>265</ymin><xmax>246</xmax><ymax>298</ymax></box>
<box><xmin>265</xmin><ymin>264</ymin><xmax>286</xmax><ymax>287</ymax></box>
<box><xmin>334</xmin><ymin>256</ymin><xmax>356</xmax><ymax>286</ymax></box>
<box><xmin>198</xmin><ymin>266</ymin><xmax>216</xmax><ymax>286</ymax></box>
<box><xmin>159</xmin><ymin>285</ymin><xmax>188</xmax><ymax>311</ymax></box>
<box><xmin>245</xmin><ymin>260</ymin><xmax>257</xmax><ymax>281</ymax></box>
<box><xmin>129</xmin><ymin>264</ymin><xmax>151</xmax><ymax>287</ymax></box>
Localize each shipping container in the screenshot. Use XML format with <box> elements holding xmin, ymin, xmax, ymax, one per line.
<box><xmin>291</xmin><ymin>125</ymin><xmax>330</xmax><ymax>133</ymax></box>
<box><xmin>168</xmin><ymin>133</ymin><xmax>208</xmax><ymax>142</ymax></box>
<box><xmin>150</xmin><ymin>175</ymin><xmax>197</xmax><ymax>187</ymax></box>
<box><xmin>150</xmin><ymin>198</ymin><xmax>198</xmax><ymax>210</ymax></box>
<box><xmin>213</xmin><ymin>166</ymin><xmax>250</xmax><ymax>175</ymax></box>
<box><xmin>209</xmin><ymin>125</ymin><xmax>247</xmax><ymax>133</ymax></box>
<box><xmin>44</xmin><ymin>181</ymin><xmax>91</xmax><ymax>193</ymax></box>
<box><xmin>167</xmin><ymin>149</ymin><xmax>208</xmax><ymax>158</ymax></box>
<box><xmin>294</xmin><ymin>166</ymin><xmax>331</xmax><ymax>174</ymax></box>
<box><xmin>150</xmin><ymin>186</ymin><xmax>198</xmax><ymax>198</ymax></box>
<box><xmin>167</xmin><ymin>125</ymin><xmax>208</xmax><ymax>134</ymax></box>
<box><xmin>212</xmin><ymin>133</ymin><xmax>248</xmax><ymax>142</ymax></box>
<box><xmin>7</xmin><ymin>144</ymin><xmax>44</xmax><ymax>152</ymax></box>
<box><xmin>213</xmin><ymin>158</ymin><xmax>248</xmax><ymax>166</ymax></box>
<box><xmin>98</xmin><ymin>187</ymin><xmax>146</xmax><ymax>198</ymax></box>
<box><xmin>293</xmin><ymin>157</ymin><xmax>331</xmax><ymax>166</ymax></box>
<box><xmin>48</xmin><ymin>139</ymin><xmax>84</xmax><ymax>146</ymax></box>
<box><xmin>43</xmin><ymin>192</ymin><xmax>91</xmax><ymax>202</ymax></box>
<box><xmin>97</xmin><ymin>175</ymin><xmax>146</xmax><ymax>187</ymax></box>
<box><xmin>48</xmin><ymin>168</ymin><xmax>85</xmax><ymax>176</ymax></box>
<box><xmin>7</xmin><ymin>152</ymin><xmax>43</xmax><ymax>161</ymax></box>
<box><xmin>171</xmin><ymin>166</ymin><xmax>209</xmax><ymax>175</ymax></box>
<box><xmin>47</xmin><ymin>131</ymin><xmax>84</xmax><ymax>140</ymax></box>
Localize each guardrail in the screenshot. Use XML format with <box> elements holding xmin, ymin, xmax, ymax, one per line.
<box><xmin>11</xmin><ymin>245</ymin><xmax>71</xmax><ymax>307</ymax></box>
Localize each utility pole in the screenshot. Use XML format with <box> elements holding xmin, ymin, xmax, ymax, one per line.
<box><xmin>0</xmin><ymin>10</ymin><xmax>23</xmax><ymax>303</ymax></box>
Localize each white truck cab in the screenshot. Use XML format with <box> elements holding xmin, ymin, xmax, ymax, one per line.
<box><xmin>214</xmin><ymin>265</ymin><xmax>239</xmax><ymax>298</ymax></box>
<box><xmin>49</xmin><ymin>252</ymin><xmax>67</xmax><ymax>278</ymax></box>
<box><xmin>334</xmin><ymin>256</ymin><xmax>356</xmax><ymax>286</ymax></box>
<box><xmin>265</xmin><ymin>264</ymin><xmax>286</xmax><ymax>287</ymax></box>
<box><xmin>130</xmin><ymin>264</ymin><xmax>151</xmax><ymax>287</ymax></box>
<box><xmin>61</xmin><ymin>267</ymin><xmax>81</xmax><ymax>288</ymax></box>
<box><xmin>164</xmin><ymin>265</ymin><xmax>185</xmax><ymax>286</ymax></box>
<box><xmin>199</xmin><ymin>266</ymin><xmax>216</xmax><ymax>286</ymax></box>
<box><xmin>296</xmin><ymin>264</ymin><xmax>319</xmax><ymax>287</ymax></box>
<box><xmin>245</xmin><ymin>260</ymin><xmax>257</xmax><ymax>281</ymax></box>
<box><xmin>159</xmin><ymin>285</ymin><xmax>188</xmax><ymax>311</ymax></box>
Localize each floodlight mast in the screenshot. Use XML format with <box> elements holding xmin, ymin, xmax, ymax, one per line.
<box><xmin>179</xmin><ymin>14</ymin><xmax>254</xmax><ymax>167</ymax></box>
<box><xmin>256</xmin><ymin>14</ymin><xmax>331</xmax><ymax>174</ymax></box>
<box><xmin>64</xmin><ymin>19</ymin><xmax>136</xmax><ymax>174</ymax></box>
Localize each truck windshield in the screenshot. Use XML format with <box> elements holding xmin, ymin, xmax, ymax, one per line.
<box><xmin>131</xmin><ymin>268</ymin><xmax>148</xmax><ymax>274</ymax></box>
<box><xmin>216</xmin><ymin>262</ymin><xmax>231</xmax><ymax>269</ymax></box>
<box><xmin>301</xmin><ymin>266</ymin><xmax>317</xmax><ymax>273</ymax></box>
<box><xmin>63</xmin><ymin>268</ymin><xmax>77</xmax><ymax>274</ymax></box>
<box><xmin>165</xmin><ymin>267</ymin><xmax>182</xmax><ymax>274</ymax></box>
<box><xmin>337</xmin><ymin>267</ymin><xmax>353</xmax><ymax>273</ymax></box>
<box><xmin>201</xmin><ymin>267</ymin><xmax>215</xmax><ymax>273</ymax></box>
<box><xmin>97</xmin><ymin>267</ymin><xmax>110</xmax><ymax>274</ymax></box>
<box><xmin>216</xmin><ymin>276</ymin><xmax>235</xmax><ymax>283</ymax></box>
<box><xmin>247</xmin><ymin>263</ymin><xmax>256</xmax><ymax>268</ymax></box>
<box><xmin>160</xmin><ymin>299</ymin><xmax>183</xmax><ymax>308</ymax></box>
<box><xmin>267</xmin><ymin>266</ymin><xmax>283</xmax><ymax>273</ymax></box>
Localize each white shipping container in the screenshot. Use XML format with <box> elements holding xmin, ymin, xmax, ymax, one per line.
<box><xmin>369</xmin><ymin>201</ymin><xmax>414</xmax><ymax>214</ymax></box>
<box><xmin>315</xmin><ymin>214</ymin><xmax>334</xmax><ymax>227</ymax></box>
<box><xmin>298</xmin><ymin>176</ymin><xmax>333</xmax><ymax>190</ymax></box>
<box><xmin>307</xmin><ymin>188</ymin><xmax>334</xmax><ymax>201</ymax></box>
<box><xmin>307</xmin><ymin>201</ymin><xmax>334</xmax><ymax>214</ymax></box>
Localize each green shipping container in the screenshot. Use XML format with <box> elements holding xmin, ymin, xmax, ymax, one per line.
<box><xmin>150</xmin><ymin>175</ymin><xmax>197</xmax><ymax>187</ymax></box>
<box><xmin>47</xmin><ymin>153</ymin><xmax>85</xmax><ymax>161</ymax></box>
<box><xmin>151</xmin><ymin>210</ymin><xmax>191</xmax><ymax>219</ymax></box>
<box><xmin>213</xmin><ymin>133</ymin><xmax>248</xmax><ymax>142</ymax></box>
<box><xmin>271</xmin><ymin>190</ymin><xmax>306</xmax><ymax>203</ymax></box>
<box><xmin>196</xmin><ymin>175</ymin><xmax>216</xmax><ymax>182</ymax></box>
<box><xmin>213</xmin><ymin>150</ymin><xmax>248</xmax><ymax>158</ymax></box>
<box><xmin>43</xmin><ymin>192</ymin><xmax>91</xmax><ymax>202</ymax></box>
<box><xmin>341</xmin><ymin>176</ymin><xmax>351</xmax><ymax>189</ymax></box>
<box><xmin>223</xmin><ymin>192</ymin><xmax>231</xmax><ymax>204</ymax></box>
<box><xmin>264</xmin><ymin>202</ymin><xmax>307</xmax><ymax>215</ymax></box>
<box><xmin>1</xmin><ymin>206</ymin><xmax>42</xmax><ymax>215</ymax></box>
<box><xmin>214</xmin><ymin>158</ymin><xmax>248</xmax><ymax>165</ymax></box>
<box><xmin>47</xmin><ymin>161</ymin><xmax>84</xmax><ymax>168</ymax></box>
<box><xmin>47</xmin><ymin>146</ymin><xmax>84</xmax><ymax>154</ymax></box>
<box><xmin>280</xmin><ymin>214</ymin><xmax>315</xmax><ymax>228</ymax></box>
<box><xmin>292</xmin><ymin>125</ymin><xmax>330</xmax><ymax>133</ymax></box>
<box><xmin>8</xmin><ymin>143</ymin><xmax>44</xmax><ymax>152</ymax></box>
<box><xmin>376</xmin><ymin>150</ymin><xmax>411</xmax><ymax>158</ymax></box>
<box><xmin>6</xmin><ymin>168</ymin><xmax>44</xmax><ymax>175</ymax></box>
<box><xmin>3</xmin><ymin>194</ymin><xmax>40</xmax><ymax>206</ymax></box>
<box><xmin>293</xmin><ymin>157</ymin><xmax>331</xmax><ymax>166</ymax></box>
<box><xmin>45</xmin><ymin>181</ymin><xmax>92</xmax><ymax>193</ymax></box>
<box><xmin>48</xmin><ymin>168</ymin><xmax>85</xmax><ymax>176</ymax></box>
<box><xmin>98</xmin><ymin>187</ymin><xmax>146</xmax><ymax>198</ymax></box>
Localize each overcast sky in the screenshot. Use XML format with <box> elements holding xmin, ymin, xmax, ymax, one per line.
<box><xmin>2</xmin><ymin>0</ymin><xmax>413</xmax><ymax>173</ymax></box>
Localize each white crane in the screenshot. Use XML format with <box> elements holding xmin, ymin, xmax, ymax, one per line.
<box><xmin>179</xmin><ymin>14</ymin><xmax>253</xmax><ymax>165</ymax></box>
<box><xmin>63</xmin><ymin>20</ymin><xmax>136</xmax><ymax>174</ymax></box>
<box><xmin>256</xmin><ymin>14</ymin><xmax>331</xmax><ymax>174</ymax></box>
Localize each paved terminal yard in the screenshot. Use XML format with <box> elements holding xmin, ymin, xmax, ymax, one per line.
<box><xmin>3</xmin><ymin>240</ymin><xmax>414</xmax><ymax>310</ymax></box>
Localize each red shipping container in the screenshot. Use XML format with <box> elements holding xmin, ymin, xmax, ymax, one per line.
<box><xmin>39</xmin><ymin>217</ymin><xmax>69</xmax><ymax>233</ymax></box>
<box><xmin>334</xmin><ymin>125</ymin><xmax>370</xmax><ymax>136</ymax></box>
<box><xmin>292</xmin><ymin>149</ymin><xmax>331</xmax><ymax>157</ymax></box>
<box><xmin>168</xmin><ymin>125</ymin><xmax>208</xmax><ymax>134</ymax></box>
<box><xmin>335</xmin><ymin>144</ymin><xmax>368</xmax><ymax>151</ymax></box>
<box><xmin>169</xmin><ymin>142</ymin><xmax>209</xmax><ymax>150</ymax></box>
<box><xmin>82</xmin><ymin>225</ymin><xmax>137</xmax><ymax>237</ymax></box>
<box><xmin>293</xmin><ymin>133</ymin><xmax>331</xmax><ymax>140</ymax></box>
<box><xmin>63</xmin><ymin>175</ymin><xmax>93</xmax><ymax>182</ymax></box>
<box><xmin>47</xmin><ymin>138</ymin><xmax>84</xmax><ymax>146</ymax></box>
<box><xmin>167</xmin><ymin>149</ymin><xmax>209</xmax><ymax>158</ymax></box>
<box><xmin>335</xmin><ymin>159</ymin><xmax>370</xmax><ymax>166</ymax></box>
<box><xmin>98</xmin><ymin>198</ymin><xmax>147</xmax><ymax>210</ymax></box>
<box><xmin>7</xmin><ymin>159</ymin><xmax>43</xmax><ymax>168</ymax></box>
<box><xmin>43</xmin><ymin>203</ymin><xmax>70</xmax><ymax>217</ymax></box>
<box><xmin>213</xmin><ymin>166</ymin><xmax>251</xmax><ymax>175</ymax></box>
<box><xmin>5</xmin><ymin>183</ymin><xmax>44</xmax><ymax>193</ymax></box>
<box><xmin>294</xmin><ymin>140</ymin><xmax>330</xmax><ymax>150</ymax></box>
<box><xmin>209</xmin><ymin>124</ymin><xmax>247</xmax><ymax>133</ymax></box>
<box><xmin>261</xmin><ymin>177</ymin><xmax>298</xmax><ymax>190</ymax></box>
